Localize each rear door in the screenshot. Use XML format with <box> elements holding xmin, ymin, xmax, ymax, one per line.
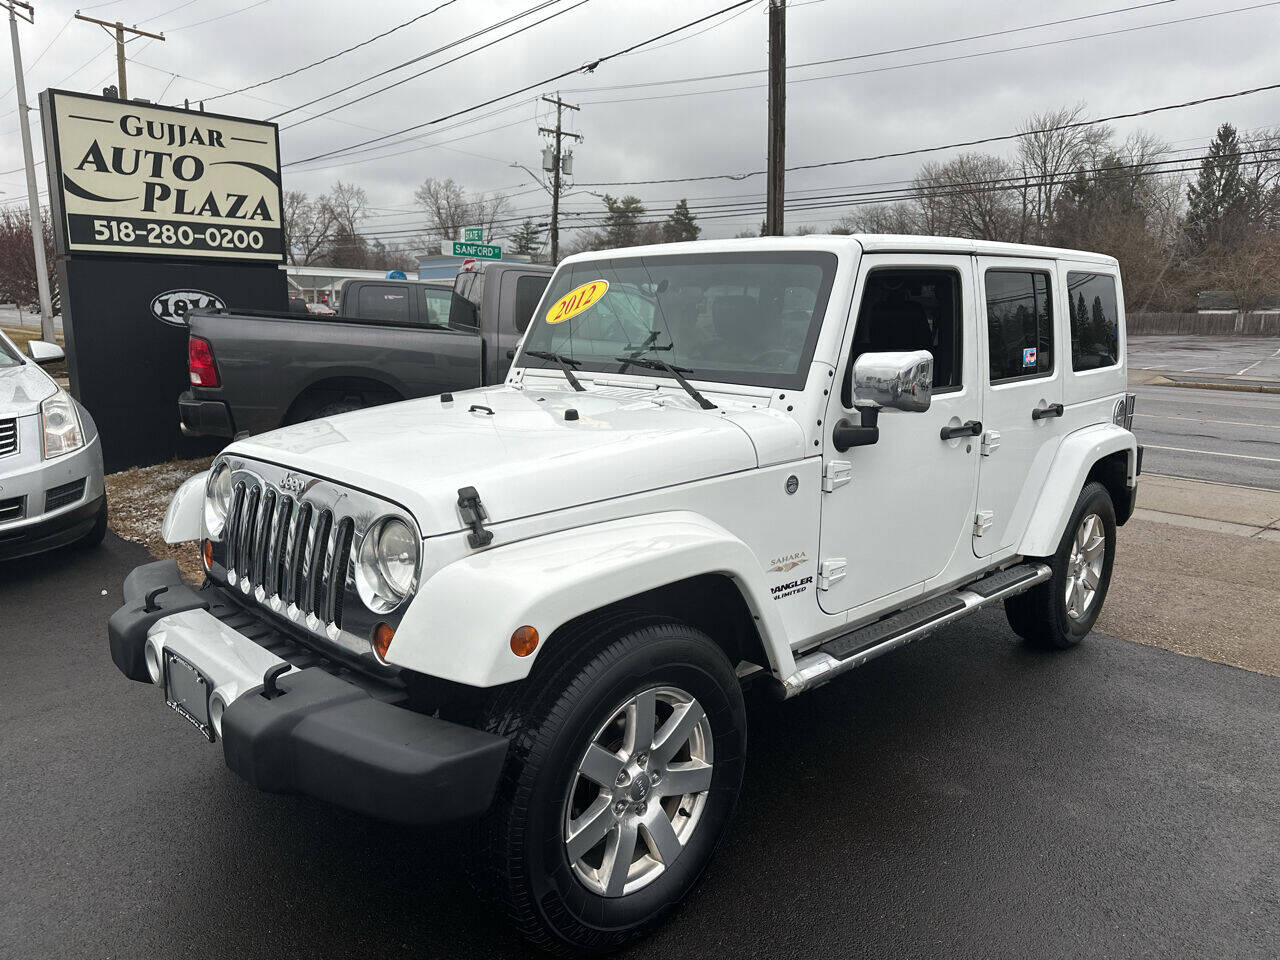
<box><xmin>973</xmin><ymin>257</ymin><xmax>1066</xmax><ymax>557</ymax></box>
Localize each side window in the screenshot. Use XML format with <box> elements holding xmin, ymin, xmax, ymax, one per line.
<box><xmin>448</xmin><ymin>273</ymin><xmax>481</xmax><ymax>333</ymax></box>
<box><xmin>985</xmin><ymin>270</ymin><xmax>1054</xmax><ymax>383</ymax></box>
<box><xmin>843</xmin><ymin>268</ymin><xmax>963</xmax><ymax>407</ymax></box>
<box><xmin>513</xmin><ymin>274</ymin><xmax>550</xmax><ymax>333</ymax></box>
<box><xmin>357</xmin><ymin>284</ymin><xmax>409</xmax><ymax>324</ymax></box>
<box><xmin>1067</xmin><ymin>272</ymin><xmax>1120</xmax><ymax>371</ymax></box>
<box><xmin>419</xmin><ymin>287</ymin><xmax>451</xmax><ymax>329</ymax></box>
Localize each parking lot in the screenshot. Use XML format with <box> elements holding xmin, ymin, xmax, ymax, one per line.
<box><xmin>1128</xmin><ymin>334</ymin><xmax>1280</xmax><ymax>379</ymax></box>
<box><xmin>3</xmin><ymin>534</ymin><xmax>1278</xmax><ymax>960</ymax></box>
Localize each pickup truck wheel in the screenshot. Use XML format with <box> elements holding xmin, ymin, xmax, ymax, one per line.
<box><xmin>1005</xmin><ymin>480</ymin><xmax>1116</xmax><ymax>650</ymax></box>
<box><xmin>470</xmin><ymin>615</ymin><xmax>746</xmax><ymax>954</ymax></box>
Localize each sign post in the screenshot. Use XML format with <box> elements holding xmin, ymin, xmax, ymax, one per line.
<box><xmin>40</xmin><ymin>89</ymin><xmax>287</xmax><ymax>470</ymax></box>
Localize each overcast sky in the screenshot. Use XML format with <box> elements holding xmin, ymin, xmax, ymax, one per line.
<box><xmin>4</xmin><ymin>0</ymin><xmax>1280</xmax><ymax>248</ymax></box>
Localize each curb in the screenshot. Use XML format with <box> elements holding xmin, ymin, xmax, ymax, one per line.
<box><xmin>1129</xmin><ymin>369</ymin><xmax>1280</xmax><ymax>394</ymax></box>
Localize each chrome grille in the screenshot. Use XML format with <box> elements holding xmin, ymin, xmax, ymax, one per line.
<box><xmin>0</xmin><ymin>418</ymin><xmax>16</xmax><ymax>457</ymax></box>
<box><xmin>223</xmin><ymin>480</ymin><xmax>352</xmax><ymax>630</ymax></box>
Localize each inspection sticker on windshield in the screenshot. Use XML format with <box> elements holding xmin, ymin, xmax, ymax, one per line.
<box><xmin>1023</xmin><ymin>347</ymin><xmax>1037</xmax><ymax>367</ymax></box>
<box><xmin>546</xmin><ymin>280</ymin><xmax>609</xmax><ymax>324</ymax></box>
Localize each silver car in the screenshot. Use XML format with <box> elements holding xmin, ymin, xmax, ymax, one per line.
<box><xmin>0</xmin><ymin>330</ymin><xmax>106</xmax><ymax>562</ymax></box>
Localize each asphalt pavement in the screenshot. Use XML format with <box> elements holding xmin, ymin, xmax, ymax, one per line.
<box><xmin>1128</xmin><ymin>383</ymin><xmax>1280</xmax><ymax>490</ymax></box>
<box><xmin>3</xmin><ymin>535</ymin><xmax>1277</xmax><ymax>959</ymax></box>
<box><xmin>1128</xmin><ymin>335</ymin><xmax>1280</xmax><ymax>378</ymax></box>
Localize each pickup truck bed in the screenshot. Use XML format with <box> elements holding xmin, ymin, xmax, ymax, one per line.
<box><xmin>180</xmin><ymin>263</ymin><xmax>552</xmax><ymax>438</ymax></box>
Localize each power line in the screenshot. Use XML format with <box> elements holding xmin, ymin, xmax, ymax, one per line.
<box><xmin>282</xmin><ymin>0</ymin><xmax>756</xmax><ymax>168</ymax></box>
<box><xmin>574</xmin><ymin>0</ymin><xmax>1280</xmax><ymax>107</ymax></box>
<box><xmin>269</xmin><ymin>0</ymin><xmax>571</xmax><ymax>124</ymax></box>
<box><xmin>199</xmin><ymin>0</ymin><xmax>459</xmax><ymax>104</ymax></box>
<box><xmin>575</xmin><ymin>79</ymin><xmax>1280</xmax><ymax>186</ymax></box>
<box><xmin>567</xmin><ymin>0</ymin><xmax>1182</xmax><ymax>95</ymax></box>
<box><xmin>164</xmin><ymin>0</ymin><xmax>273</xmax><ymax>33</ymax></box>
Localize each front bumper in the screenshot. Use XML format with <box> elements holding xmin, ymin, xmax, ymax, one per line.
<box><xmin>178</xmin><ymin>390</ymin><xmax>234</xmax><ymax>438</ymax></box>
<box><xmin>108</xmin><ymin>560</ymin><xmax>508</xmax><ymax>826</ymax></box>
<box><xmin>0</xmin><ymin>492</ymin><xmax>105</xmax><ymax>560</ymax></box>
<box><xmin>0</xmin><ymin>427</ymin><xmax>106</xmax><ymax>561</ymax></box>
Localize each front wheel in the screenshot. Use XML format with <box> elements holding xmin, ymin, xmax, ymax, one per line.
<box><xmin>1006</xmin><ymin>480</ymin><xmax>1116</xmax><ymax>649</ymax></box>
<box><xmin>470</xmin><ymin>615</ymin><xmax>747</xmax><ymax>954</ymax></box>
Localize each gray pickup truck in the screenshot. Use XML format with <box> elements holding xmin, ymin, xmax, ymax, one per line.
<box><xmin>179</xmin><ymin>261</ymin><xmax>552</xmax><ymax>438</ymax></box>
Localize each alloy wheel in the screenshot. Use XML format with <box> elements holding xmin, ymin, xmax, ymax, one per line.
<box><xmin>1065</xmin><ymin>512</ymin><xmax>1106</xmax><ymax>620</ymax></box>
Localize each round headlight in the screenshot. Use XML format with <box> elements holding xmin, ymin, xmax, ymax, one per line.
<box><xmin>204</xmin><ymin>461</ymin><xmax>232</xmax><ymax>538</ymax></box>
<box><xmin>356</xmin><ymin>517</ymin><xmax>419</xmax><ymax>612</ymax></box>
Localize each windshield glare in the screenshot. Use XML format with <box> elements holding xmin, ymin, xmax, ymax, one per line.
<box><xmin>0</xmin><ymin>335</ymin><xmax>22</xmax><ymax>368</ymax></box>
<box><xmin>518</xmin><ymin>251</ymin><xmax>838</xmax><ymax>390</ymax></box>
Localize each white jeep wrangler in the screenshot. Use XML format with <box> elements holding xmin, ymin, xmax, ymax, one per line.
<box><xmin>109</xmin><ymin>235</ymin><xmax>1139</xmax><ymax>953</ymax></box>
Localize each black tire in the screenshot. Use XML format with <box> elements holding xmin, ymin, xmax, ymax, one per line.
<box><xmin>1005</xmin><ymin>480</ymin><xmax>1116</xmax><ymax>649</ymax></box>
<box><xmin>470</xmin><ymin>613</ymin><xmax>747</xmax><ymax>955</ymax></box>
<box><xmin>80</xmin><ymin>500</ymin><xmax>108</xmax><ymax>549</ymax></box>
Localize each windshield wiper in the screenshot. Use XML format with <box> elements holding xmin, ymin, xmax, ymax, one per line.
<box><xmin>614</xmin><ymin>350</ymin><xmax>717</xmax><ymax>410</ymax></box>
<box><xmin>524</xmin><ymin>350</ymin><xmax>585</xmax><ymax>392</ymax></box>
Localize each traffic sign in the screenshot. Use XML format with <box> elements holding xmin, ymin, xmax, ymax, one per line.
<box><xmin>443</xmin><ymin>240</ymin><xmax>502</xmax><ymax>259</ymax></box>
<box><xmin>463</xmin><ymin>227</ymin><xmax>484</xmax><ymax>242</ymax></box>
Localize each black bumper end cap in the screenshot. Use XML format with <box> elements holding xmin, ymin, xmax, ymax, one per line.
<box><xmin>222</xmin><ymin>668</ymin><xmax>509</xmax><ymax>827</ymax></box>
<box><xmin>107</xmin><ymin>559</ymin><xmax>209</xmax><ymax>682</ymax></box>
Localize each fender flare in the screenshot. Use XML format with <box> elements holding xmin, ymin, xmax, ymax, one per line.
<box><xmin>388</xmin><ymin>511</ymin><xmax>795</xmax><ymax>688</ymax></box>
<box><xmin>162</xmin><ymin>470</ymin><xmax>208</xmax><ymax>543</ymax></box>
<box><xmin>1018</xmin><ymin>424</ymin><xmax>1136</xmax><ymax>557</ymax></box>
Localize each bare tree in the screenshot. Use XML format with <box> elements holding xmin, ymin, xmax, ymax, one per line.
<box><xmin>1016</xmin><ymin>104</ymin><xmax>1112</xmax><ymax>243</ymax></box>
<box><xmin>414</xmin><ymin>178</ymin><xmax>510</xmax><ymax>242</ymax></box>
<box><xmin>835</xmin><ymin>202</ymin><xmax>920</xmax><ymax>235</ymax></box>
<box><xmin>323</xmin><ymin>181</ymin><xmax>369</xmax><ymax>236</ymax></box>
<box><xmin>283</xmin><ymin>190</ymin><xmax>336</xmax><ymax>265</ymax></box>
<box><xmin>914</xmin><ymin>154</ymin><xmax>1021</xmax><ymax>241</ymax></box>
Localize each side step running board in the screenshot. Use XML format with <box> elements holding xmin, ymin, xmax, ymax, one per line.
<box><xmin>776</xmin><ymin>562</ymin><xmax>1052</xmax><ymax>699</ymax></box>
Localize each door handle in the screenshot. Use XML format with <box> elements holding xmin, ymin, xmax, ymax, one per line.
<box><xmin>940</xmin><ymin>419</ymin><xmax>982</xmax><ymax>441</ymax></box>
<box><xmin>1032</xmin><ymin>403</ymin><xmax>1064</xmax><ymax>421</ymax></box>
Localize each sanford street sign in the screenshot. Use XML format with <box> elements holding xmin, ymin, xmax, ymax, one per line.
<box><xmin>443</xmin><ymin>239</ymin><xmax>502</xmax><ymax>259</ymax></box>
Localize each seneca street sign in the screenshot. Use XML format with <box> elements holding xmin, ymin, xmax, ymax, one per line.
<box><xmin>443</xmin><ymin>240</ymin><xmax>502</xmax><ymax>260</ymax></box>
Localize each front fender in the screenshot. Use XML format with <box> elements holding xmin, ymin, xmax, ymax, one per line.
<box><xmin>388</xmin><ymin>511</ymin><xmax>794</xmax><ymax>688</ymax></box>
<box><xmin>162</xmin><ymin>471</ymin><xmax>208</xmax><ymax>543</ymax></box>
<box><xmin>1018</xmin><ymin>424</ymin><xmax>1136</xmax><ymax>557</ymax></box>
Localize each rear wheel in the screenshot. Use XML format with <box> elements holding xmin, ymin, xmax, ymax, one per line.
<box><xmin>1006</xmin><ymin>481</ymin><xmax>1116</xmax><ymax>649</ymax></box>
<box><xmin>470</xmin><ymin>615</ymin><xmax>746</xmax><ymax>954</ymax></box>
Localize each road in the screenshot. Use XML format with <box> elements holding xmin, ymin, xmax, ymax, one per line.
<box><xmin>1128</xmin><ymin>335</ymin><xmax>1280</xmax><ymax>378</ymax></box>
<box><xmin>3</xmin><ymin>535</ymin><xmax>1277</xmax><ymax>959</ymax></box>
<box><xmin>1130</xmin><ymin>383</ymin><xmax>1280</xmax><ymax>490</ymax></box>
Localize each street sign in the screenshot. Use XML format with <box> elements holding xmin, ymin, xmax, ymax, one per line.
<box><xmin>463</xmin><ymin>227</ymin><xmax>483</xmax><ymax>242</ymax></box>
<box><xmin>443</xmin><ymin>240</ymin><xmax>502</xmax><ymax>259</ymax></box>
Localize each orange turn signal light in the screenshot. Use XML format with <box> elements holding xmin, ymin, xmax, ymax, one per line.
<box><xmin>510</xmin><ymin>625</ymin><xmax>539</xmax><ymax>658</ymax></box>
<box><xmin>202</xmin><ymin>539</ymin><xmax>213</xmax><ymax>570</ymax></box>
<box><xmin>373</xmin><ymin>622</ymin><xmax>395</xmax><ymax>661</ymax></box>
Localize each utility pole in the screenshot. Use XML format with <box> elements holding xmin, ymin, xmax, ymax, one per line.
<box><xmin>73</xmin><ymin>12</ymin><xmax>164</xmax><ymax>100</ymax></box>
<box><xmin>5</xmin><ymin>0</ymin><xmax>54</xmax><ymax>342</ymax></box>
<box><xmin>765</xmin><ymin>0</ymin><xmax>786</xmax><ymax>237</ymax></box>
<box><xmin>539</xmin><ymin>93</ymin><xmax>581</xmax><ymax>265</ymax></box>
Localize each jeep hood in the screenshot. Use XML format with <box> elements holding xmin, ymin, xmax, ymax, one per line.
<box><xmin>231</xmin><ymin>386</ymin><xmax>778</xmax><ymax>535</ymax></box>
<box><xmin>0</xmin><ymin>361</ymin><xmax>57</xmax><ymax>418</ymax></box>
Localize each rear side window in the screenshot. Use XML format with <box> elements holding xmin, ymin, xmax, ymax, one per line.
<box><xmin>420</xmin><ymin>286</ymin><xmax>451</xmax><ymax>328</ymax></box>
<box><xmin>844</xmin><ymin>268</ymin><xmax>964</xmax><ymax>406</ymax></box>
<box><xmin>513</xmin><ymin>274</ymin><xmax>550</xmax><ymax>333</ymax></box>
<box><xmin>357</xmin><ymin>284</ymin><xmax>409</xmax><ymax>324</ymax></box>
<box><xmin>985</xmin><ymin>270</ymin><xmax>1054</xmax><ymax>383</ymax></box>
<box><xmin>1067</xmin><ymin>272</ymin><xmax>1120</xmax><ymax>371</ymax></box>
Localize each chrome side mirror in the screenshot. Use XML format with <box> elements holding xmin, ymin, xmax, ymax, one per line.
<box><xmin>26</xmin><ymin>340</ymin><xmax>65</xmax><ymax>365</ymax></box>
<box><xmin>852</xmin><ymin>350</ymin><xmax>934</xmax><ymax>412</ymax></box>
<box><xmin>833</xmin><ymin>350</ymin><xmax>934</xmax><ymax>451</ymax></box>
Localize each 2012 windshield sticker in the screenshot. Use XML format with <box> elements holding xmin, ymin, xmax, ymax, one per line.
<box><xmin>546</xmin><ymin>280</ymin><xmax>608</xmax><ymax>324</ymax></box>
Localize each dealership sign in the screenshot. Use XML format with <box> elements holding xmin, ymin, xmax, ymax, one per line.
<box><xmin>40</xmin><ymin>89</ymin><xmax>284</xmax><ymax>262</ymax></box>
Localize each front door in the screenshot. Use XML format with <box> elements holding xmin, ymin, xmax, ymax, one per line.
<box><xmin>972</xmin><ymin>257</ymin><xmax>1066</xmax><ymax>557</ymax></box>
<box><xmin>819</xmin><ymin>254</ymin><xmax>981</xmax><ymax>614</ymax></box>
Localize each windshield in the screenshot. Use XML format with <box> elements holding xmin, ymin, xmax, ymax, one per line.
<box><xmin>518</xmin><ymin>251</ymin><xmax>838</xmax><ymax>390</ymax></box>
<box><xmin>0</xmin><ymin>333</ymin><xmax>22</xmax><ymax>368</ymax></box>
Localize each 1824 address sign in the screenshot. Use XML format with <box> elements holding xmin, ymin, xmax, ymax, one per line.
<box><xmin>40</xmin><ymin>89</ymin><xmax>284</xmax><ymax>262</ymax></box>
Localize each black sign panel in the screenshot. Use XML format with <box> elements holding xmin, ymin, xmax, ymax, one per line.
<box><xmin>56</xmin><ymin>256</ymin><xmax>286</xmax><ymax>472</ymax></box>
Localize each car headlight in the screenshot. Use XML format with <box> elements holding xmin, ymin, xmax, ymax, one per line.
<box><xmin>204</xmin><ymin>461</ymin><xmax>232</xmax><ymax>539</ymax></box>
<box><xmin>356</xmin><ymin>516</ymin><xmax>419</xmax><ymax>612</ymax></box>
<box><xmin>40</xmin><ymin>389</ymin><xmax>85</xmax><ymax>459</ymax></box>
